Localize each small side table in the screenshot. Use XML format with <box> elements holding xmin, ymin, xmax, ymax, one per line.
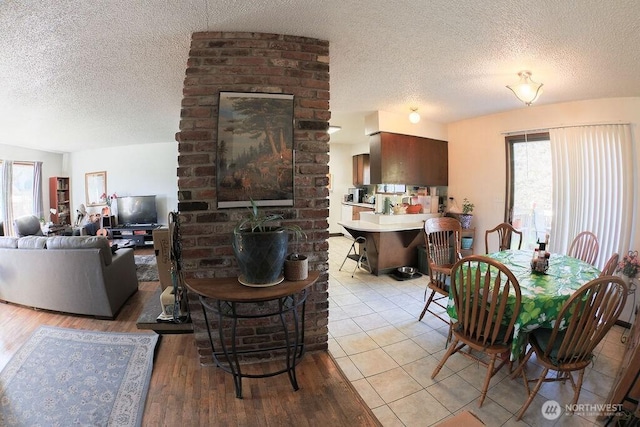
<box><xmin>186</xmin><ymin>272</ymin><xmax>319</xmax><ymax>399</ymax></box>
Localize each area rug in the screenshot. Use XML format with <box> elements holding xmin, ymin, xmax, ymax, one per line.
<box><xmin>0</xmin><ymin>326</ymin><xmax>159</xmax><ymax>427</ymax></box>
<box><xmin>135</xmin><ymin>254</ymin><xmax>159</xmax><ymax>282</ymax></box>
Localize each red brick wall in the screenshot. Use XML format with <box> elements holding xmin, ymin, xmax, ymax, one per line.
<box><xmin>175</xmin><ymin>32</ymin><xmax>330</xmax><ymax>365</ymax></box>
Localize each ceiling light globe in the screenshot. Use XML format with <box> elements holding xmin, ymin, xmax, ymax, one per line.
<box><xmin>409</xmin><ymin>110</ymin><xmax>420</xmax><ymax>124</ymax></box>
<box><xmin>507</xmin><ymin>71</ymin><xmax>543</xmax><ymax>106</ymax></box>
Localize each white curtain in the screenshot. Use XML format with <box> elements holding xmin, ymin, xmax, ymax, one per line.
<box><xmin>1</xmin><ymin>160</ymin><xmax>15</xmax><ymax>236</ymax></box>
<box><xmin>549</xmin><ymin>124</ymin><xmax>635</xmax><ymax>269</ymax></box>
<box><xmin>32</xmin><ymin>161</ymin><xmax>43</xmax><ymax>218</ymax></box>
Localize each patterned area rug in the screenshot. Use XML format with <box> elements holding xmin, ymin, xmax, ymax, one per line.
<box><xmin>0</xmin><ymin>326</ymin><xmax>158</xmax><ymax>427</ymax></box>
<box><xmin>135</xmin><ymin>254</ymin><xmax>159</xmax><ymax>282</ymax></box>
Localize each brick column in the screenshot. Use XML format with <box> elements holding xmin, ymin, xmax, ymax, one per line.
<box><xmin>175</xmin><ymin>32</ymin><xmax>330</xmax><ymax>365</ymax></box>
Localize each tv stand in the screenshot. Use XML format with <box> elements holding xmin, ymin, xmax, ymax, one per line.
<box><xmin>111</xmin><ymin>224</ymin><xmax>163</xmax><ymax>247</ymax></box>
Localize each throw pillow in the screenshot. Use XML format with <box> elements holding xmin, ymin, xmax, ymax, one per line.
<box><xmin>46</xmin><ymin>236</ymin><xmax>113</xmax><ymax>266</ymax></box>
<box><xmin>0</xmin><ymin>237</ymin><xmax>18</xmax><ymax>248</ymax></box>
<box><xmin>17</xmin><ymin>236</ymin><xmax>48</xmax><ymax>249</ymax></box>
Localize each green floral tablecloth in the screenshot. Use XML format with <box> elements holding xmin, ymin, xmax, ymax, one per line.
<box><xmin>446</xmin><ymin>250</ymin><xmax>600</xmax><ymax>360</ymax></box>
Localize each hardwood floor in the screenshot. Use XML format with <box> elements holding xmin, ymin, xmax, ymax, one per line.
<box><xmin>0</xmin><ymin>278</ymin><xmax>380</xmax><ymax>426</ymax></box>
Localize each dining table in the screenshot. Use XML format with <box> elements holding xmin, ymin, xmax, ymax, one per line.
<box><xmin>446</xmin><ymin>249</ymin><xmax>601</xmax><ymax>360</ymax></box>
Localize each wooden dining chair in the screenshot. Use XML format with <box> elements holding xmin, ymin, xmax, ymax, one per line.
<box><xmin>600</xmin><ymin>252</ymin><xmax>619</xmax><ymax>277</ymax></box>
<box><xmin>512</xmin><ymin>275</ymin><xmax>627</xmax><ymax>421</ymax></box>
<box><xmin>567</xmin><ymin>231</ymin><xmax>599</xmax><ymax>266</ymax></box>
<box><xmin>431</xmin><ymin>255</ymin><xmax>521</xmax><ymax>407</ymax></box>
<box><xmin>419</xmin><ymin>217</ymin><xmax>462</xmax><ymax>324</ymax></box>
<box><xmin>484</xmin><ymin>222</ymin><xmax>523</xmax><ymax>254</ymax></box>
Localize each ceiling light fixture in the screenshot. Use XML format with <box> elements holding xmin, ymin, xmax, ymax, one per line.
<box><xmin>328</xmin><ymin>125</ymin><xmax>342</xmax><ymax>134</ymax></box>
<box><xmin>506</xmin><ymin>71</ymin><xmax>543</xmax><ymax>106</ymax></box>
<box><xmin>409</xmin><ymin>108</ymin><xmax>420</xmax><ymax>124</ymax></box>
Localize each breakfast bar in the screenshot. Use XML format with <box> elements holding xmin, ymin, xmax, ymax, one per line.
<box><xmin>339</xmin><ymin>212</ymin><xmax>439</xmax><ymax>275</ymax></box>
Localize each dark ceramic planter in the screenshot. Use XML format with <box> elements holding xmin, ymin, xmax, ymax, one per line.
<box><xmin>232</xmin><ymin>228</ymin><xmax>288</xmax><ymax>284</ymax></box>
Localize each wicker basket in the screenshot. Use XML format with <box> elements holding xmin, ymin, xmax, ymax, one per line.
<box><xmin>284</xmin><ymin>255</ymin><xmax>308</xmax><ymax>281</ymax></box>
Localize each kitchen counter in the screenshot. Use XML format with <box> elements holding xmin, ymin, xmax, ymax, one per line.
<box><xmin>338</xmin><ymin>219</ymin><xmax>424</xmax><ymax>232</ymax></box>
<box><xmin>339</xmin><ymin>213</ymin><xmax>439</xmax><ymax>275</ymax></box>
<box><xmin>341</xmin><ymin>201</ymin><xmax>376</xmax><ymax>209</ymax></box>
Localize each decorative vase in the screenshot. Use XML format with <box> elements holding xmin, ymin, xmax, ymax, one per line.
<box><xmin>232</xmin><ymin>228</ymin><xmax>288</xmax><ymax>285</ymax></box>
<box><xmin>617</xmin><ymin>273</ymin><xmax>633</xmax><ymax>292</ymax></box>
<box><xmin>461</xmin><ymin>236</ymin><xmax>473</xmax><ymax>250</ymax></box>
<box><xmin>460</xmin><ymin>214</ymin><xmax>473</xmax><ymax>229</ymax></box>
<box><xmin>284</xmin><ymin>254</ymin><xmax>308</xmax><ymax>281</ymax></box>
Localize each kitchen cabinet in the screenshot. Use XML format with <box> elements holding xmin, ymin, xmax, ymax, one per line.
<box><xmin>352</xmin><ymin>205</ymin><xmax>374</xmax><ymax>220</ymax></box>
<box><xmin>341</xmin><ymin>204</ymin><xmax>353</xmax><ymax>223</ymax></box>
<box><xmin>369</xmin><ymin>132</ymin><xmax>448</xmax><ymax>186</ymax></box>
<box><xmin>352</xmin><ymin>154</ymin><xmax>370</xmax><ymax>186</ymax></box>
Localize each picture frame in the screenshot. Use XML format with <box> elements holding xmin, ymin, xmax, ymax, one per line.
<box><xmin>85</xmin><ymin>171</ymin><xmax>107</xmax><ymax>207</ymax></box>
<box><xmin>216</xmin><ymin>92</ymin><xmax>295</xmax><ymax>208</ymax></box>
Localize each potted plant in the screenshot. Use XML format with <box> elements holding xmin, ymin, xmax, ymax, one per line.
<box><xmin>460</xmin><ymin>198</ymin><xmax>474</xmax><ymax>229</ymax></box>
<box><xmin>284</xmin><ymin>230</ymin><xmax>308</xmax><ymax>281</ymax></box>
<box><xmin>233</xmin><ymin>200</ymin><xmax>303</xmax><ymax>286</ymax></box>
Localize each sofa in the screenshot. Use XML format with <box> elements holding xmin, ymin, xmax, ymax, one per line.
<box><xmin>13</xmin><ymin>214</ymin><xmax>44</xmax><ymax>237</ymax></box>
<box><xmin>0</xmin><ymin>235</ymin><xmax>138</xmax><ymax>319</ymax></box>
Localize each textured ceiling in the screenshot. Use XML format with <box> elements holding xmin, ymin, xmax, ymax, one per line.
<box><xmin>1</xmin><ymin>0</ymin><xmax>640</xmax><ymax>152</ymax></box>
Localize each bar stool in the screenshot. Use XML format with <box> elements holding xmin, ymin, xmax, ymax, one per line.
<box><xmin>339</xmin><ymin>236</ymin><xmax>371</xmax><ymax>277</ymax></box>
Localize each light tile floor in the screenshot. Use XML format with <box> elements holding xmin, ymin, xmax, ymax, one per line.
<box><xmin>327</xmin><ymin>236</ymin><xmax>628</xmax><ymax>426</ymax></box>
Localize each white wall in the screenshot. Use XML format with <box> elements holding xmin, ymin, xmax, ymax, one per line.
<box><xmin>365</xmin><ymin>110</ymin><xmax>448</xmax><ymax>141</ymax></box>
<box><xmin>447</xmin><ymin>96</ymin><xmax>640</xmax><ymax>256</ymax></box>
<box><xmin>69</xmin><ymin>142</ymin><xmax>178</xmax><ymax>225</ymax></box>
<box><xmin>328</xmin><ymin>140</ymin><xmax>369</xmax><ymax>234</ymax></box>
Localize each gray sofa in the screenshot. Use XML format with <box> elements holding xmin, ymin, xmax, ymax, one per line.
<box><xmin>0</xmin><ymin>235</ymin><xmax>138</xmax><ymax>319</ymax></box>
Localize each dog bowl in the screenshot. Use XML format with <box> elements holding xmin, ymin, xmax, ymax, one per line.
<box><xmin>397</xmin><ymin>266</ymin><xmax>416</xmax><ymax>278</ymax></box>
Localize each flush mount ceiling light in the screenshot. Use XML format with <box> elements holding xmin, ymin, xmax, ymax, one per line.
<box><xmin>506</xmin><ymin>71</ymin><xmax>544</xmax><ymax>106</ymax></box>
<box><xmin>327</xmin><ymin>125</ymin><xmax>342</xmax><ymax>134</ymax></box>
<box><xmin>409</xmin><ymin>108</ymin><xmax>420</xmax><ymax>124</ymax></box>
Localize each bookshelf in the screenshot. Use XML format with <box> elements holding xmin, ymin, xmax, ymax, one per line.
<box><xmin>49</xmin><ymin>177</ymin><xmax>71</xmax><ymax>225</ymax></box>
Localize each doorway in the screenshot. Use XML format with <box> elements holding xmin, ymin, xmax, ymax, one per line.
<box><xmin>505</xmin><ymin>133</ymin><xmax>552</xmax><ymax>250</ymax></box>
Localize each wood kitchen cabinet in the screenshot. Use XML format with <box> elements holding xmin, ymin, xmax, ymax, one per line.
<box><xmin>352</xmin><ymin>205</ymin><xmax>374</xmax><ymax>220</ymax></box>
<box><xmin>352</xmin><ymin>154</ymin><xmax>370</xmax><ymax>186</ymax></box>
<box><xmin>369</xmin><ymin>132</ymin><xmax>448</xmax><ymax>186</ymax></box>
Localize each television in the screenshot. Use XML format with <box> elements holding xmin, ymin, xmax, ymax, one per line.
<box><xmin>116</xmin><ymin>195</ymin><xmax>158</xmax><ymax>226</ymax></box>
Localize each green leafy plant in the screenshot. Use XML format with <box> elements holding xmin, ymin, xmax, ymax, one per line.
<box><xmin>462</xmin><ymin>198</ymin><xmax>474</xmax><ymax>214</ymax></box>
<box><xmin>235</xmin><ymin>199</ymin><xmax>305</xmax><ymax>240</ymax></box>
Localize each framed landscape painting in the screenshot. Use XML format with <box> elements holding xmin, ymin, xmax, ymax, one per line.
<box><xmin>216</xmin><ymin>92</ymin><xmax>295</xmax><ymax>208</ymax></box>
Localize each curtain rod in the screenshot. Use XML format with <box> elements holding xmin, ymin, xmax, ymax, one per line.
<box><xmin>501</xmin><ymin>121</ymin><xmax>632</xmax><ymax>136</ymax></box>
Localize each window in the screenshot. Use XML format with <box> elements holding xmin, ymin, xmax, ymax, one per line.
<box><xmin>506</xmin><ymin>125</ymin><xmax>635</xmax><ymax>268</ymax></box>
<box><xmin>505</xmin><ymin>133</ymin><xmax>551</xmax><ymax>250</ymax></box>
<box><xmin>11</xmin><ymin>163</ymin><xmax>35</xmax><ymax>218</ymax></box>
<box><xmin>0</xmin><ymin>160</ymin><xmax>42</xmax><ymax>235</ymax></box>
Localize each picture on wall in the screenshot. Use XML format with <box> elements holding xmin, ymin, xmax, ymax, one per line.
<box><xmin>216</xmin><ymin>92</ymin><xmax>295</xmax><ymax>208</ymax></box>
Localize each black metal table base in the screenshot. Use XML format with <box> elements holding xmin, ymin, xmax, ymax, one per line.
<box><xmin>199</xmin><ymin>289</ymin><xmax>308</xmax><ymax>399</ymax></box>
